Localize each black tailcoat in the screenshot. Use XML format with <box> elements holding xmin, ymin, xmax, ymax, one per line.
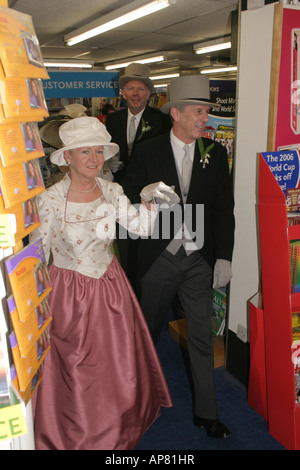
<box><xmin>105</xmin><ymin>106</ymin><xmax>171</xmax><ymax>183</ymax></box>
<box><xmin>122</xmin><ymin>133</ymin><xmax>235</xmax><ymax>280</ymax></box>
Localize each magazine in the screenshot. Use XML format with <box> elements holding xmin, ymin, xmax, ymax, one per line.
<box><xmin>7</xmin><ymin>295</ymin><xmax>51</xmax><ymax>357</ymax></box>
<box><xmin>292</xmin><ymin>342</ymin><xmax>300</xmax><ymax>403</ymax></box>
<box><xmin>290</xmin><ymin>240</ymin><xmax>300</xmax><ymax>293</ymax></box>
<box><xmin>10</xmin><ymin>363</ymin><xmax>43</xmax><ymax>406</ymax></box>
<box><xmin>0</xmin><ymin>329</ymin><xmax>10</xmax><ymax>408</ymax></box>
<box><xmin>0</xmin><ymin>78</ymin><xmax>48</xmax><ymax>124</ymax></box>
<box><xmin>0</xmin><ymin>122</ymin><xmax>44</xmax><ymax>168</ymax></box>
<box><xmin>0</xmin><ymin>158</ymin><xmax>45</xmax><ymax>208</ymax></box>
<box><xmin>5</xmin><ymin>238</ymin><xmax>52</xmax><ymax>321</ymax></box>
<box><xmin>0</xmin><ymin>6</ymin><xmax>48</xmax><ymax>80</ymax></box>
<box><xmin>9</xmin><ymin>329</ymin><xmax>50</xmax><ymax>392</ymax></box>
<box><xmin>0</xmin><ymin>196</ymin><xmax>41</xmax><ymax>244</ymax></box>
<box><xmin>212</xmin><ymin>288</ymin><xmax>227</xmax><ymax>335</ymax></box>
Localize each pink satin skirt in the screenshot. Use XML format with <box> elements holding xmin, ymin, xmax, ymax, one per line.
<box><xmin>33</xmin><ymin>257</ymin><xmax>172</xmax><ymax>450</ymax></box>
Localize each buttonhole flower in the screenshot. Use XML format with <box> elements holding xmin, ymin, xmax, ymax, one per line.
<box><xmin>137</xmin><ymin>119</ymin><xmax>152</xmax><ymax>141</ymax></box>
<box><xmin>198</xmin><ymin>138</ymin><xmax>214</xmax><ymax>168</ymax></box>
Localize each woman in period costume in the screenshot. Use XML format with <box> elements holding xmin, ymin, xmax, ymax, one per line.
<box><xmin>30</xmin><ymin>116</ymin><xmax>176</xmax><ymax>450</ymax></box>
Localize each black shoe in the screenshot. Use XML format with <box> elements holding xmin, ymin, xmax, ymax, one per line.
<box><xmin>194</xmin><ymin>416</ymin><xmax>231</xmax><ymax>438</ymax></box>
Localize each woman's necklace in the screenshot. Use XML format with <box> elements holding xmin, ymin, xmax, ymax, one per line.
<box><xmin>69</xmin><ymin>181</ymin><xmax>97</xmax><ymax>193</ymax></box>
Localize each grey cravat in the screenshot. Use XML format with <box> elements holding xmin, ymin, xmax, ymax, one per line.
<box><xmin>128</xmin><ymin>115</ymin><xmax>136</xmax><ymax>154</ymax></box>
<box><xmin>166</xmin><ymin>143</ymin><xmax>196</xmax><ymax>256</ymax></box>
<box><xmin>182</xmin><ymin>144</ymin><xmax>192</xmax><ymax>195</ymax></box>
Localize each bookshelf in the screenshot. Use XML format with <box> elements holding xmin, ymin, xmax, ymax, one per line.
<box><xmin>257</xmin><ymin>153</ymin><xmax>300</xmax><ymax>450</ymax></box>
<box><xmin>148</xmin><ymin>91</ymin><xmax>167</xmax><ymax>109</ymax></box>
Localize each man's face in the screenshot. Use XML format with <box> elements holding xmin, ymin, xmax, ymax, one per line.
<box><xmin>171</xmin><ymin>104</ymin><xmax>211</xmax><ymax>143</ymax></box>
<box><xmin>122</xmin><ymin>80</ymin><xmax>151</xmax><ymax>114</ymax></box>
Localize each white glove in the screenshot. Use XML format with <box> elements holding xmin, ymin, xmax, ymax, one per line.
<box><xmin>140</xmin><ymin>182</ymin><xmax>180</xmax><ymax>206</ymax></box>
<box><xmin>213</xmin><ymin>259</ymin><xmax>232</xmax><ymax>289</ymax></box>
<box><xmin>107</xmin><ymin>154</ymin><xmax>124</xmax><ymax>172</ymax></box>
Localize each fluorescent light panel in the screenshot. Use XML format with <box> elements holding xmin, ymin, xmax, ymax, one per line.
<box><xmin>150</xmin><ymin>73</ymin><xmax>179</xmax><ymax>80</ymax></box>
<box><xmin>200</xmin><ymin>66</ymin><xmax>237</xmax><ymax>74</ymax></box>
<box><xmin>194</xmin><ymin>38</ymin><xmax>231</xmax><ymax>55</ymax></box>
<box><xmin>65</xmin><ymin>0</ymin><xmax>175</xmax><ymax>46</ymax></box>
<box><xmin>44</xmin><ymin>61</ymin><xmax>93</xmax><ymax>68</ymax></box>
<box><xmin>105</xmin><ymin>55</ymin><xmax>165</xmax><ymax>70</ymax></box>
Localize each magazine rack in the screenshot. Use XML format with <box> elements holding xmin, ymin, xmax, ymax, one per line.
<box><xmin>258</xmin><ymin>154</ymin><xmax>300</xmax><ymax>449</ymax></box>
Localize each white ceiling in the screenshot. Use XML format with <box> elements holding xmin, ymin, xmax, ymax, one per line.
<box><xmin>8</xmin><ymin>0</ymin><xmax>239</xmax><ymax>81</ymax></box>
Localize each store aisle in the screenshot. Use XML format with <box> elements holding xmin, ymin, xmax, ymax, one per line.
<box><xmin>135</xmin><ymin>313</ymin><xmax>286</xmax><ymax>451</ymax></box>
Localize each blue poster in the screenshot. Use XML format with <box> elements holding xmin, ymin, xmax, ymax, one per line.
<box><xmin>42</xmin><ymin>71</ymin><xmax>119</xmax><ymax>98</ymax></box>
<box><xmin>261</xmin><ymin>149</ymin><xmax>300</xmax><ymax>196</ymax></box>
<box><xmin>208</xmin><ymin>80</ymin><xmax>236</xmax><ymax>129</ymax></box>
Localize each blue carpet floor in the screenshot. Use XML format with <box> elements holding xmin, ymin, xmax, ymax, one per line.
<box><xmin>135</xmin><ymin>316</ymin><xmax>286</xmax><ymax>451</ymax></box>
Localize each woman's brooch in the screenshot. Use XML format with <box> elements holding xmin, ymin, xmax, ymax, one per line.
<box><xmin>198</xmin><ymin>138</ymin><xmax>214</xmax><ymax>168</ymax></box>
<box><xmin>137</xmin><ymin>119</ymin><xmax>152</xmax><ymax>140</ymax></box>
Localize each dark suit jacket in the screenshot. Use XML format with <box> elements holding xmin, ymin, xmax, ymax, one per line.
<box><xmin>122</xmin><ymin>133</ymin><xmax>235</xmax><ymax>280</ymax></box>
<box><xmin>105</xmin><ymin>105</ymin><xmax>171</xmax><ymax>183</ymax></box>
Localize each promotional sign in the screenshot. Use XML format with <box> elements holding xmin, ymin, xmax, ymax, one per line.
<box><xmin>42</xmin><ymin>71</ymin><xmax>119</xmax><ymax>99</ymax></box>
<box><xmin>0</xmin><ymin>404</ymin><xmax>27</xmax><ymax>441</ymax></box>
<box><xmin>208</xmin><ymin>79</ymin><xmax>236</xmax><ymax>129</ymax></box>
<box><xmin>261</xmin><ymin>149</ymin><xmax>300</xmax><ymax>196</ymax></box>
<box><xmin>269</xmin><ymin>5</ymin><xmax>300</xmax><ymax>151</ymax></box>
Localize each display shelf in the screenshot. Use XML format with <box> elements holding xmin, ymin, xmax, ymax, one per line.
<box><xmin>257</xmin><ymin>154</ymin><xmax>300</xmax><ymax>449</ymax></box>
<box><xmin>291</xmin><ymin>293</ymin><xmax>300</xmax><ymax>312</ymax></box>
<box><xmin>288</xmin><ymin>224</ymin><xmax>300</xmax><ymax>241</ymax></box>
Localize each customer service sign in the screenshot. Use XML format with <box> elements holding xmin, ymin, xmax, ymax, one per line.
<box><xmin>42</xmin><ymin>71</ymin><xmax>119</xmax><ymax>98</ymax></box>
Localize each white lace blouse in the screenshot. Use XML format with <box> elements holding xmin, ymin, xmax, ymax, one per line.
<box><xmin>30</xmin><ymin>174</ymin><xmax>157</xmax><ymax>279</ymax></box>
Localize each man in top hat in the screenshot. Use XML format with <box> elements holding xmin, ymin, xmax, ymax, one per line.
<box><xmin>105</xmin><ymin>62</ymin><xmax>171</xmax><ymax>184</ymax></box>
<box><xmin>122</xmin><ymin>75</ymin><xmax>235</xmax><ymax>439</ymax></box>
<box><xmin>106</xmin><ymin>62</ymin><xmax>171</xmax><ymax>281</ymax></box>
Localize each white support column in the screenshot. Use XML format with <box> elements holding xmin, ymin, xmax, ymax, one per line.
<box><xmin>228</xmin><ymin>4</ymin><xmax>276</xmax><ymax>337</ymax></box>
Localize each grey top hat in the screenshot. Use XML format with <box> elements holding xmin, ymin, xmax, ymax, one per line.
<box><xmin>161</xmin><ymin>75</ymin><xmax>220</xmax><ymax>114</ymax></box>
<box><xmin>119</xmin><ymin>63</ymin><xmax>154</xmax><ymax>92</ymax></box>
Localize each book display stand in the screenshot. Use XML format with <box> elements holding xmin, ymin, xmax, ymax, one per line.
<box><xmin>255</xmin><ymin>153</ymin><xmax>300</xmax><ymax>450</ymax></box>
<box><xmin>0</xmin><ymin>2</ymin><xmax>52</xmax><ymax>448</ymax></box>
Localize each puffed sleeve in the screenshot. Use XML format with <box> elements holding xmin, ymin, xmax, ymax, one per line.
<box><xmin>97</xmin><ymin>181</ymin><xmax>158</xmax><ymax>239</ymax></box>
<box><xmin>29</xmin><ymin>192</ymin><xmax>55</xmax><ymax>263</ymax></box>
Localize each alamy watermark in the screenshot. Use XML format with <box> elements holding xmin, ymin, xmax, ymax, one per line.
<box><xmin>95</xmin><ymin>196</ymin><xmax>204</xmax><ymax>251</ymax></box>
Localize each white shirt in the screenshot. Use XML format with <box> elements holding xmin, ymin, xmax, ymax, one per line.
<box><xmin>170</xmin><ymin>130</ymin><xmax>195</xmax><ymax>178</ymax></box>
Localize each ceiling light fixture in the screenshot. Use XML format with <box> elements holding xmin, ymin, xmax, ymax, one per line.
<box><xmin>193</xmin><ymin>38</ymin><xmax>231</xmax><ymax>55</ymax></box>
<box><xmin>150</xmin><ymin>73</ymin><xmax>179</xmax><ymax>80</ymax></box>
<box><xmin>65</xmin><ymin>0</ymin><xmax>176</xmax><ymax>47</ymax></box>
<box><xmin>105</xmin><ymin>55</ymin><xmax>165</xmax><ymax>70</ymax></box>
<box><xmin>44</xmin><ymin>61</ymin><xmax>93</xmax><ymax>69</ymax></box>
<box><xmin>200</xmin><ymin>66</ymin><xmax>237</xmax><ymax>74</ymax></box>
